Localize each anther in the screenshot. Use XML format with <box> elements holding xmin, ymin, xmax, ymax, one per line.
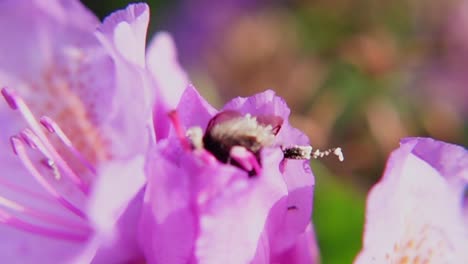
<box><xmin>1</xmin><ymin>87</ymin><xmax>18</xmax><ymax>109</ymax></box>
<box><xmin>19</xmin><ymin>129</ymin><xmax>39</xmax><ymax>150</ymax></box>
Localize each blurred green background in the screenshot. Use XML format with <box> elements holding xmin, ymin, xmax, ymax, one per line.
<box><xmin>82</xmin><ymin>1</ymin><xmax>468</xmax><ymax>263</ymax></box>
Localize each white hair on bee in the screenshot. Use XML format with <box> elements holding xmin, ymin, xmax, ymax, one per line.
<box><xmin>186</xmin><ymin>126</ymin><xmax>204</xmax><ymax>150</ymax></box>
<box><xmin>209</xmin><ymin>114</ymin><xmax>276</xmax><ymax>148</ymax></box>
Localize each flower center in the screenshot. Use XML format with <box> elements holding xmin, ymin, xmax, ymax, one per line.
<box><xmin>389</xmin><ymin>225</ymin><xmax>455</xmax><ymax>264</ymax></box>
<box><xmin>16</xmin><ymin>49</ymin><xmax>112</xmax><ymax>171</ymax></box>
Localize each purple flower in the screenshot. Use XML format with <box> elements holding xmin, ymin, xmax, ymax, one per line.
<box><xmin>139</xmin><ymin>86</ymin><xmax>318</xmax><ymax>263</ymax></box>
<box><xmin>167</xmin><ymin>0</ymin><xmax>277</xmax><ymax>64</ymax></box>
<box><xmin>415</xmin><ymin>1</ymin><xmax>468</xmax><ymax>116</ymax></box>
<box><xmin>355</xmin><ymin>137</ymin><xmax>468</xmax><ymax>263</ymax></box>
<box><xmin>0</xmin><ymin>1</ymin><xmax>186</xmax><ymax>263</ymax></box>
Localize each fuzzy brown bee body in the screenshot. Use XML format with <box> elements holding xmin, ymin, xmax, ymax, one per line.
<box><xmin>201</xmin><ymin>110</ymin><xmax>283</xmax><ymax>175</ymax></box>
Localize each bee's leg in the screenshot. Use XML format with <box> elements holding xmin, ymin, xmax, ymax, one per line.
<box><xmin>229</xmin><ymin>146</ymin><xmax>261</xmax><ymax>176</ymax></box>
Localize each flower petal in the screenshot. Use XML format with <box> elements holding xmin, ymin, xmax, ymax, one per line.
<box><xmin>176</xmin><ymin>85</ymin><xmax>218</xmax><ymax>130</ymax></box>
<box><xmin>222</xmin><ymin>90</ymin><xmax>309</xmax><ymax>146</ymax></box>
<box><xmin>401</xmin><ymin>137</ymin><xmax>468</xmax><ymax>182</ymax></box>
<box><xmin>194</xmin><ymin>148</ymin><xmax>288</xmax><ymax>264</ymax></box>
<box><xmin>263</xmin><ymin>160</ymin><xmax>314</xmax><ymax>256</ymax></box>
<box><xmin>70</xmin><ymin>156</ymin><xmax>146</xmax><ymax>264</ymax></box>
<box><xmin>138</xmin><ymin>143</ymin><xmax>200</xmax><ymax>263</ymax></box>
<box><xmin>271</xmin><ymin>224</ymin><xmax>319</xmax><ymax>263</ymax></box>
<box><xmin>223</xmin><ymin>90</ymin><xmax>291</xmax><ymax>121</ymax></box>
<box><xmin>0</xmin><ymin>0</ymin><xmax>98</xmax><ymax>81</ymax></box>
<box><xmin>87</xmin><ymin>156</ymin><xmax>146</xmax><ymax>238</ymax></box>
<box><xmin>355</xmin><ymin>137</ymin><xmax>468</xmax><ymax>263</ymax></box>
<box><xmin>0</xmin><ymin>224</ymin><xmax>84</xmax><ymax>264</ymax></box>
<box><xmin>147</xmin><ymin>32</ymin><xmax>188</xmax><ymax>109</ymax></box>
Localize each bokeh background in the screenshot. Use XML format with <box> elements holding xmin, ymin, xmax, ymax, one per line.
<box><xmin>82</xmin><ymin>1</ymin><xmax>468</xmax><ymax>263</ymax></box>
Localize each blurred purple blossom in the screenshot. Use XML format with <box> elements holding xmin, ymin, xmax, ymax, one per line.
<box><xmin>355</xmin><ymin>137</ymin><xmax>468</xmax><ymax>263</ymax></box>
<box><xmin>167</xmin><ymin>0</ymin><xmax>275</xmax><ymax>64</ymax></box>
<box><xmin>0</xmin><ymin>1</ymin><xmax>187</xmax><ymax>263</ymax></box>
<box><xmin>416</xmin><ymin>0</ymin><xmax>468</xmax><ymax>115</ymax></box>
<box><xmin>139</xmin><ymin>86</ymin><xmax>318</xmax><ymax>263</ymax></box>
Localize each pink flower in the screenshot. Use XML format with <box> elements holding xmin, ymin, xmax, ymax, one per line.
<box><xmin>139</xmin><ymin>86</ymin><xmax>318</xmax><ymax>263</ymax></box>
<box><xmin>355</xmin><ymin>137</ymin><xmax>468</xmax><ymax>263</ymax></box>
<box><xmin>0</xmin><ymin>1</ymin><xmax>186</xmax><ymax>263</ymax></box>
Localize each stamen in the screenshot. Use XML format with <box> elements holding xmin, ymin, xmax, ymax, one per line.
<box><xmin>282</xmin><ymin>145</ymin><xmax>344</xmax><ymax>162</ymax></box>
<box><xmin>19</xmin><ymin>129</ymin><xmax>38</xmax><ymax>150</ymax></box>
<box><xmin>168</xmin><ymin>110</ymin><xmax>191</xmax><ymax>150</ymax></box>
<box><xmin>0</xmin><ymin>177</ymin><xmax>56</xmax><ymax>203</ymax></box>
<box><xmin>0</xmin><ymin>196</ymin><xmax>89</xmax><ymax>232</ymax></box>
<box><xmin>0</xmin><ymin>208</ymin><xmax>88</xmax><ymax>242</ymax></box>
<box><xmin>1</xmin><ymin>87</ymin><xmax>18</xmax><ymax>109</ymax></box>
<box><xmin>20</xmin><ymin>129</ymin><xmax>62</xmax><ymax>180</ymax></box>
<box><xmin>40</xmin><ymin>116</ymin><xmax>97</xmax><ymax>175</ymax></box>
<box><xmin>1</xmin><ymin>88</ymin><xmax>88</xmax><ymax>193</ymax></box>
<box><xmin>10</xmin><ymin>136</ymin><xmax>87</xmax><ymax>219</ymax></box>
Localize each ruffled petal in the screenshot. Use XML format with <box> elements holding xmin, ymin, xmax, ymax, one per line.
<box><xmin>176</xmin><ymin>85</ymin><xmax>218</xmax><ymax>130</ymax></box>
<box><xmin>95</xmin><ymin>3</ymin><xmax>155</xmax><ymax>158</ymax></box>
<box><xmin>223</xmin><ymin>90</ymin><xmax>291</xmax><ymax>122</ymax></box>
<box><xmin>401</xmin><ymin>137</ymin><xmax>468</xmax><ymax>182</ymax></box>
<box><xmin>98</xmin><ymin>3</ymin><xmax>149</xmax><ymax>68</ymax></box>
<box><xmin>222</xmin><ymin>90</ymin><xmax>309</xmax><ymax>146</ymax></box>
